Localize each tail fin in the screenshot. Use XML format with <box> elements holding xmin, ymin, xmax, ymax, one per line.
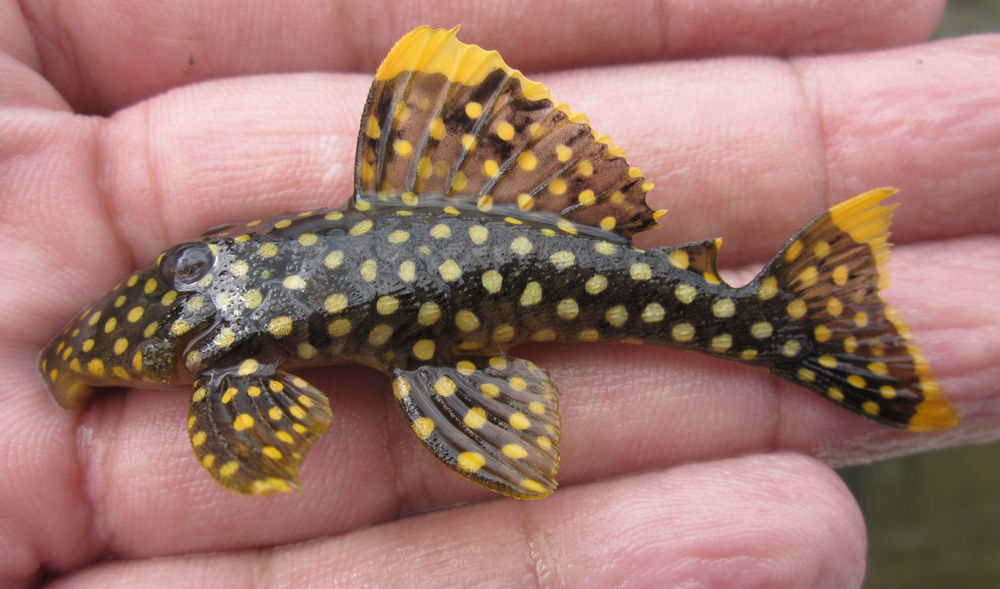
<box><xmin>751</xmin><ymin>188</ymin><xmax>957</xmax><ymax>431</ymax></box>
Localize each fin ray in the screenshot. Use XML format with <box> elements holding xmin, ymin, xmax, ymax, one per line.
<box><xmin>188</xmin><ymin>364</ymin><xmax>332</xmax><ymax>494</ymax></box>
<box><xmin>391</xmin><ymin>353</ymin><xmax>561</xmax><ymax>499</ymax></box>
<box><xmin>354</xmin><ymin>26</ymin><xmax>662</xmax><ymax>237</ymax></box>
<box><xmin>756</xmin><ymin>188</ymin><xmax>956</xmax><ymax>430</ymax></box>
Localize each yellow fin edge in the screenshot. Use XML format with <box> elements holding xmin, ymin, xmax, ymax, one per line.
<box><xmin>375</xmin><ymin>26</ymin><xmax>638</xmax><ymax>177</ymax></box>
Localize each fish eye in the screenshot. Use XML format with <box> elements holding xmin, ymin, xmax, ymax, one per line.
<box><xmin>161</xmin><ymin>242</ymin><xmax>214</xmax><ymax>287</ymax></box>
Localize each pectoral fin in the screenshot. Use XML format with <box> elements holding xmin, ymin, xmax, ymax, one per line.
<box><xmin>392</xmin><ymin>354</ymin><xmax>561</xmax><ymax>499</ymax></box>
<box><xmin>187</xmin><ymin>360</ymin><xmax>332</xmax><ymax>494</ymax></box>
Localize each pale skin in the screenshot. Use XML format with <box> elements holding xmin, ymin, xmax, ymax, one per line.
<box><xmin>2</xmin><ymin>1</ymin><xmax>999</xmax><ymax>587</ymax></box>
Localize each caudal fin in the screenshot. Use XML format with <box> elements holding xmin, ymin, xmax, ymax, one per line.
<box><xmin>751</xmin><ymin>188</ymin><xmax>957</xmax><ymax>431</ymax></box>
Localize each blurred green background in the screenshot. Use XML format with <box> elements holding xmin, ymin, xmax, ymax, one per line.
<box><xmin>837</xmin><ymin>3</ymin><xmax>999</xmax><ymax>586</ymax></box>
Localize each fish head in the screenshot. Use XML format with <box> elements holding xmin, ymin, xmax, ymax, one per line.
<box><xmin>40</xmin><ymin>240</ymin><xmax>221</xmax><ymax>408</ymax></box>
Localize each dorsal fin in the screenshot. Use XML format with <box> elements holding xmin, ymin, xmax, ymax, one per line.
<box><xmin>353</xmin><ymin>26</ymin><xmax>664</xmax><ymax>238</ymax></box>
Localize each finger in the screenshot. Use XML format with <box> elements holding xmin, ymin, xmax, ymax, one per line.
<box><xmin>11</xmin><ymin>0</ymin><xmax>944</xmax><ymax>113</ymax></box>
<box><xmin>82</xmin><ymin>36</ymin><xmax>1000</xmax><ymax>267</ymax></box>
<box><xmin>5</xmin><ymin>36</ymin><xmax>996</xmax><ymax>569</ymax></box>
<box><xmin>48</xmin><ymin>454</ymin><xmax>866</xmax><ymax>588</ymax></box>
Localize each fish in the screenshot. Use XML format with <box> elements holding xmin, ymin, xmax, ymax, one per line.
<box><xmin>38</xmin><ymin>26</ymin><xmax>958</xmax><ymax>499</ymax></box>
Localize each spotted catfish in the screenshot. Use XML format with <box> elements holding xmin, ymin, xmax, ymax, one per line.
<box><xmin>39</xmin><ymin>26</ymin><xmax>957</xmax><ymax>499</ymax></box>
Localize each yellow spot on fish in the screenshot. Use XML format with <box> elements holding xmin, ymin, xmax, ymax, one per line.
<box><xmin>818</xmin><ymin>355</ymin><xmax>838</xmax><ymax>368</ymax></box>
<box><xmin>483</xmin><ymin>159</ymin><xmax>500</xmax><ymax>178</ymax></box>
<box><xmin>585</xmin><ymin>274</ymin><xmax>608</xmax><ymax>295</ymax></box>
<box><xmin>412</xmin><ymin>417</ymin><xmax>435</xmax><ymax>439</ymax></box>
<box><xmin>786</xmin><ymin>240</ymin><xmax>803</xmax><ymax>262</ymax></box>
<box><xmin>399</xmin><ymin>260</ymin><xmax>416</xmax><ymax>282</ymax></box>
<box><xmin>509</xmin><ymin>412</ymin><xmax>531</xmax><ymax>430</ymax></box>
<box><xmin>847</xmin><ymin>374</ymin><xmax>866</xmax><ymax>389</ymax></box>
<box><xmin>170</xmin><ymin>319</ymin><xmax>191</xmax><ymax>337</ymax></box>
<box><xmin>492</xmin><ymin>324</ymin><xmax>515</xmax><ymax>342</ymax></box>
<box><xmin>550</xmin><ymin>250</ymin><xmax>575</xmax><ymax>270</ymax></box>
<box><xmin>393</xmin><ymin>139</ymin><xmax>413</xmax><ymax>157</ymax></box>
<box><xmin>482</xmin><ymin>269</ymin><xmax>503</xmax><ymax>293</ymax></box>
<box><xmin>594</xmin><ymin>241</ymin><xmax>616</xmax><ymax>255</ymax></box>
<box><xmin>457</xmin><ymin>451</ymin><xmax>485</xmax><ymax>472</ymax></box>
<box><xmin>283</xmin><ymin>275</ymin><xmax>307</xmax><ymax>290</ymax></box>
<box><xmin>465</xmin><ymin>102</ymin><xmax>482</xmax><ymax>119</ymax></box>
<box><xmin>868</xmin><ymin>361</ymin><xmax>888</xmax><ymax>376</ymax></box>
<box><xmin>451</xmin><ymin>170</ymin><xmax>468</xmax><ymax>191</ymax></box>
<box><xmin>826</xmin><ymin>297</ymin><xmax>843</xmax><ymax>316</ymax></box>
<box><xmin>503</xmin><ymin>443</ymin><xmax>529</xmax><ymax>459</ymax></box>
<box><xmin>712</xmin><ymin>298</ymin><xmax>736</xmax><ymax>318</ymax></box>
<box><xmin>855</xmin><ymin>312</ymin><xmax>869</xmax><ymax>328</ymax></box>
<box><xmin>418</xmin><ymin>302</ymin><xmax>441</xmax><ymax>325</ymax></box>
<box><xmin>259</xmin><ymin>243</ymin><xmax>278</xmax><ymax>258</ymax></box>
<box><xmin>668</xmin><ymin>249</ymin><xmax>689</xmax><ymax>270</ymax></box>
<box><xmin>759</xmin><ymin>276</ymin><xmax>778</xmax><ymax>300</ymax></box>
<box><xmin>605</xmin><ymin>305</ymin><xmax>628</xmax><ymax>327</ymax></box>
<box><xmin>832</xmin><ymin>265</ymin><xmax>849</xmax><ymax>285</ymax></box>
<box><xmin>711</xmin><ymin>334</ymin><xmax>733</xmax><ymax>353</ymax></box>
<box><xmin>268</xmin><ymin>316</ymin><xmax>293</xmax><ymax>338</ymax></box>
<box><xmin>438</xmin><ymin>259</ymin><xmax>462</xmax><ymax>282</ymax></box>
<box><xmin>510</xmin><ymin>236</ymin><xmax>533</xmax><ymax>255</ymax></box>
<box><xmin>814</xmin><ymin>325</ymin><xmax>832</xmax><ymax>342</ymax></box>
<box><xmin>324</xmin><ymin>250</ymin><xmax>344</xmax><ymax>270</ymax></box>
<box><xmin>674</xmin><ymin>284</ymin><xmax>697</xmax><ymax>304</ymax></box>
<box><xmin>496</xmin><ymin>121</ymin><xmax>515</xmax><ymax>140</ymax></box>
<box><xmin>782</xmin><ymin>340</ymin><xmax>802</xmax><ymax>357</ymax></box>
<box><xmin>429</xmin><ymin>117</ymin><xmax>445</xmax><ymax>140</ymax></box>
<box><xmin>844</xmin><ymin>336</ymin><xmax>858</xmax><ymax>353</ymax></box>
<box><xmin>672</xmin><ymin>323</ymin><xmax>695</xmax><ymax>342</ymax></box>
<box><xmin>455</xmin><ymin>309</ymin><xmax>480</xmax><ymax>332</ymax></box>
<box><xmin>360</xmin><ymin>259</ymin><xmax>378</xmax><ymax>282</ymax></box>
<box><xmin>377</xmin><ymin>295</ymin><xmax>400</xmax><ymax>315</ymax></box>
<box><xmin>103</xmin><ymin>317</ymin><xmax>117</xmax><ymax>333</ymax></box>
<box><xmin>430</xmin><ymin>223</ymin><xmax>452</xmax><ymax>239</ymax></box>
<box><xmin>113</xmin><ymin>337</ymin><xmax>128</xmax><ymax>355</ymax></box>
<box><xmin>548</xmin><ymin>178</ymin><xmax>567</xmax><ymax>195</ymax></box>
<box><xmin>469</xmin><ymin>225</ymin><xmax>489</xmax><ymax>244</ymax></box>
<box><xmin>862</xmin><ymin>401</ymin><xmax>880</xmax><ymax>416</ymax></box>
<box><xmin>629</xmin><ymin>263</ymin><xmax>652</xmax><ymax>281</ymax></box>
<box><xmin>599</xmin><ymin>216</ymin><xmax>616</xmax><ymax>231</ymax></box>
<box><xmin>787</xmin><ymin>298</ymin><xmax>807</xmax><ymax>319</ymax></box>
<box><xmin>434</xmin><ymin>376</ymin><xmax>457</xmax><ymax>397</ymax></box>
<box><xmin>751</xmin><ymin>321</ymin><xmax>773</xmax><ymax>339</ymax></box>
<box><xmin>557</xmin><ymin>298</ymin><xmax>579</xmax><ymax>320</ymax></box>
<box><xmin>238</xmin><ymin>359</ymin><xmax>259</xmax><ymax>376</ymax></box>
<box><xmin>219</xmin><ymin>461</ymin><xmax>239</xmax><ymax>478</ymax></box>
<box><xmin>642</xmin><ymin>302</ymin><xmax>665</xmax><ymax>323</ymax></box>
<box><xmin>324</xmin><ymin>294</ymin><xmax>348</xmax><ymax>314</ymax></box>
<box><xmin>413</xmin><ymin>339</ymin><xmax>435</xmax><ymax>360</ymax></box>
<box><xmin>87</xmin><ymin>358</ymin><xmax>104</xmax><ymax>376</ymax></box>
<box><xmin>464</xmin><ymin>407</ymin><xmax>487</xmax><ymax>429</ymax></box>
<box><xmin>828</xmin><ymin>387</ymin><xmax>845</xmax><ymax>402</ymax></box>
<box><xmin>517</xmin><ymin>151</ymin><xmax>537</xmax><ymax>171</ymax></box>
<box><xmin>388</xmin><ymin>229</ymin><xmax>409</xmax><ymax>243</ymax></box>
<box><xmin>368</xmin><ymin>324</ymin><xmax>393</xmax><ymax>346</ymax></box>
<box><xmin>520</xmin><ymin>282</ymin><xmax>542</xmax><ymax>306</ymax></box>
<box><xmin>350</xmin><ymin>220</ymin><xmax>373</xmax><ymax>236</ymax></box>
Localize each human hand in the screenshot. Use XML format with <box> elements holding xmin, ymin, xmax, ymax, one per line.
<box><xmin>2</xmin><ymin>1</ymin><xmax>998</xmax><ymax>586</ymax></box>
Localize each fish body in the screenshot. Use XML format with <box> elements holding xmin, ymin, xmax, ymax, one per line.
<box><xmin>39</xmin><ymin>27</ymin><xmax>957</xmax><ymax>499</ymax></box>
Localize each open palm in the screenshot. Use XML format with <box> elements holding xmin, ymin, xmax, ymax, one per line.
<box><xmin>2</xmin><ymin>1</ymin><xmax>998</xmax><ymax>587</ymax></box>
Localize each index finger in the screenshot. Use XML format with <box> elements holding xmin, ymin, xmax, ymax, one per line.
<box><xmin>13</xmin><ymin>0</ymin><xmax>945</xmax><ymax>113</ymax></box>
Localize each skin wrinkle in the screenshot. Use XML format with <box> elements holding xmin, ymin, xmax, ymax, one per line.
<box><xmin>516</xmin><ymin>501</ymin><xmax>549</xmax><ymax>589</ymax></box>
<box><xmin>786</xmin><ymin>57</ymin><xmax>832</xmax><ymax>210</ymax></box>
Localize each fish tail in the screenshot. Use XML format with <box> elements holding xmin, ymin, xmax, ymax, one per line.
<box><xmin>749</xmin><ymin>188</ymin><xmax>957</xmax><ymax>430</ymax></box>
